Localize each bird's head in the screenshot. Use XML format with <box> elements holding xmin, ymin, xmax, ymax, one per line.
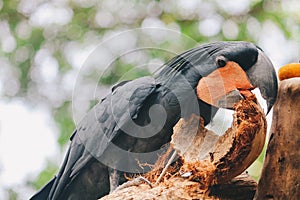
<box><xmin>194</xmin><ymin>42</ymin><xmax>278</xmax><ymax>114</ymax></box>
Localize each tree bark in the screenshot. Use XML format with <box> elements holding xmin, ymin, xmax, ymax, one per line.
<box><xmin>254</xmin><ymin>78</ymin><xmax>300</xmax><ymax>199</ymax></box>
<box><xmin>100</xmin><ymin>173</ymin><xmax>257</xmax><ymax>200</ymax></box>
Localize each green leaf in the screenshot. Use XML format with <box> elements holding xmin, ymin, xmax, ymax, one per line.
<box><xmin>28</xmin><ymin>161</ymin><xmax>58</xmax><ymax>190</ymax></box>
<box><xmin>53</xmin><ymin>101</ymin><xmax>75</xmax><ymax>147</ymax></box>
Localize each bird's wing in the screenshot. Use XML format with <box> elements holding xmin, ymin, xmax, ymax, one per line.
<box><xmin>49</xmin><ymin>76</ymin><xmax>158</xmax><ymax>198</ymax></box>
<box><xmin>73</xmin><ymin>76</ymin><xmax>158</xmax><ymax>162</ymax></box>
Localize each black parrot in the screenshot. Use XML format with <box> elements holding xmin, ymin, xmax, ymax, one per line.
<box><xmin>30</xmin><ymin>41</ymin><xmax>278</xmax><ymax>200</ymax></box>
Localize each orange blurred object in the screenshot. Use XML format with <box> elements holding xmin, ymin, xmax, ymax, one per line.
<box><xmin>278</xmin><ymin>63</ymin><xmax>300</xmax><ymax>81</ymax></box>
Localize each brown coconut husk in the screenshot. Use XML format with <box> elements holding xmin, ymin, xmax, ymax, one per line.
<box><xmin>100</xmin><ymin>94</ymin><xmax>266</xmax><ymax>200</ymax></box>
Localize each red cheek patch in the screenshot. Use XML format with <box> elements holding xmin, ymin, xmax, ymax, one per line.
<box><xmin>197</xmin><ymin>61</ymin><xmax>254</xmax><ymax>106</ymax></box>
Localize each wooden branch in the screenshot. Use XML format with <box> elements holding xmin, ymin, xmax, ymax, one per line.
<box><xmin>254</xmin><ymin>78</ymin><xmax>300</xmax><ymax>199</ymax></box>
<box><xmin>210</xmin><ymin>173</ymin><xmax>257</xmax><ymax>200</ymax></box>
<box><xmin>100</xmin><ymin>173</ymin><xmax>257</xmax><ymax>200</ymax></box>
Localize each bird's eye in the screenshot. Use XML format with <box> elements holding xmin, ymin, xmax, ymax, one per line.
<box><xmin>216</xmin><ymin>56</ymin><xmax>227</xmax><ymax>68</ymax></box>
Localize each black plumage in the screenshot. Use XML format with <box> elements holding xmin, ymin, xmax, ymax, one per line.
<box><xmin>30</xmin><ymin>41</ymin><xmax>277</xmax><ymax>200</ymax></box>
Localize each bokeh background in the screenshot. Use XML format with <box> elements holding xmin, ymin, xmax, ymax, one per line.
<box><xmin>0</xmin><ymin>0</ymin><xmax>299</xmax><ymax>199</ymax></box>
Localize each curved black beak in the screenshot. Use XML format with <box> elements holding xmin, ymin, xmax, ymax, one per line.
<box><xmin>246</xmin><ymin>49</ymin><xmax>278</xmax><ymax>114</ymax></box>
<box><xmin>197</xmin><ymin>43</ymin><xmax>278</xmax><ymax>114</ymax></box>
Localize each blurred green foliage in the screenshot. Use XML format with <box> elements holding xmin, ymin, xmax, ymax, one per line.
<box><xmin>0</xmin><ymin>0</ymin><xmax>299</xmax><ymax>199</ymax></box>
<box><xmin>28</xmin><ymin>161</ymin><xmax>58</xmax><ymax>190</ymax></box>
<box><xmin>53</xmin><ymin>101</ymin><xmax>75</xmax><ymax>147</ymax></box>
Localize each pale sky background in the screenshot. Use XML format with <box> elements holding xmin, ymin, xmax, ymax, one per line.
<box><xmin>0</xmin><ymin>100</ymin><xmax>59</xmax><ymax>199</ymax></box>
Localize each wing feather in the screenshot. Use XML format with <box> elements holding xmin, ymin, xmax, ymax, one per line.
<box><xmin>49</xmin><ymin>76</ymin><xmax>157</xmax><ymax>198</ymax></box>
